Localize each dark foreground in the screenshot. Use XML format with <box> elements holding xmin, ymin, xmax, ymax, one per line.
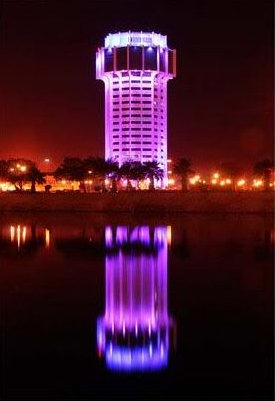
<box><xmin>1</xmin><ymin>212</ymin><xmax>274</xmax><ymax>400</ymax></box>
<box><xmin>0</xmin><ymin>191</ymin><xmax>274</xmax><ymax>213</ymax></box>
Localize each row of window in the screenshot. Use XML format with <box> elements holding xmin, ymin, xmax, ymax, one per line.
<box><xmin>113</xmin><ymin>101</ymin><xmax>153</xmax><ymax>104</ymax></box>
<box><xmin>113</xmin><ymin>134</ymin><xmax>164</xmax><ymax>138</ymax></box>
<box><xmin>113</xmin><ymin>114</ymin><xmax>164</xmax><ymax>119</ymax></box>
<box><xmin>113</xmin><ymin>148</ymin><xmax>164</xmax><ymax>152</ymax></box>
<box><xmin>113</xmin><ymin>128</ymin><xmax>164</xmax><ymax>132</ymax></box>
<box><xmin>113</xmin><ymin>134</ymin><xmax>163</xmax><ymax>138</ymax></box>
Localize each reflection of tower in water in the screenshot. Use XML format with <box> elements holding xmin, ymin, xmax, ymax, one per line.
<box><xmin>97</xmin><ymin>226</ymin><xmax>175</xmax><ymax>371</ymax></box>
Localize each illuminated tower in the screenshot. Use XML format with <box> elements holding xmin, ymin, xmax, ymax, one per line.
<box><xmin>97</xmin><ymin>226</ymin><xmax>175</xmax><ymax>371</ymax></box>
<box><xmin>96</xmin><ymin>32</ymin><xmax>176</xmax><ymax>186</ymax></box>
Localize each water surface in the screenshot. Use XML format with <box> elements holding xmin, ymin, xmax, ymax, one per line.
<box><xmin>1</xmin><ymin>213</ymin><xmax>273</xmax><ymax>399</ymax></box>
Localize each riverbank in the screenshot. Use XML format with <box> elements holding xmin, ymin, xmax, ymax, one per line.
<box><xmin>0</xmin><ymin>191</ymin><xmax>273</xmax><ymax>213</ymax></box>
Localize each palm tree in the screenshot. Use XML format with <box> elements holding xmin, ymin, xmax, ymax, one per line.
<box><xmin>84</xmin><ymin>157</ymin><xmax>118</xmax><ymax>192</ymax></box>
<box><xmin>119</xmin><ymin>161</ymin><xmax>135</xmax><ymax>190</ymax></box>
<box><xmin>254</xmin><ymin>159</ymin><xmax>274</xmax><ymax>190</ymax></box>
<box><xmin>173</xmin><ymin>158</ymin><xmax>194</xmax><ymax>191</ymax></box>
<box><xmin>54</xmin><ymin>157</ymin><xmax>86</xmax><ymax>191</ymax></box>
<box><xmin>104</xmin><ymin>158</ymin><xmax>120</xmax><ymax>192</ymax></box>
<box><xmin>143</xmin><ymin>161</ymin><xmax>164</xmax><ymax>190</ymax></box>
<box><xmin>27</xmin><ymin>165</ymin><xmax>46</xmax><ymax>192</ymax></box>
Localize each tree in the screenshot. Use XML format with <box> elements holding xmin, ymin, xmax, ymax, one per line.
<box><xmin>173</xmin><ymin>158</ymin><xmax>194</xmax><ymax>191</ymax></box>
<box><xmin>84</xmin><ymin>157</ymin><xmax>119</xmax><ymax>192</ymax></box>
<box><xmin>254</xmin><ymin>159</ymin><xmax>274</xmax><ymax>190</ymax></box>
<box><xmin>143</xmin><ymin>161</ymin><xmax>164</xmax><ymax>190</ymax></box>
<box><xmin>6</xmin><ymin>158</ymin><xmax>36</xmax><ymax>191</ymax></box>
<box><xmin>26</xmin><ymin>165</ymin><xmax>46</xmax><ymax>192</ymax></box>
<box><xmin>54</xmin><ymin>157</ymin><xmax>86</xmax><ymax>191</ymax></box>
<box><xmin>120</xmin><ymin>161</ymin><xmax>146</xmax><ymax>190</ymax></box>
<box><xmin>0</xmin><ymin>159</ymin><xmax>8</xmax><ymax>181</ymax></box>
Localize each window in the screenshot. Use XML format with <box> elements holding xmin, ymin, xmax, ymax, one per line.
<box><xmin>122</xmin><ymin>114</ymin><xmax>130</xmax><ymax>117</ymax></box>
<box><xmin>122</xmin><ymin>141</ymin><xmax>129</xmax><ymax>144</ymax></box>
<box><xmin>122</xmin><ymin>87</ymin><xmax>129</xmax><ymax>91</ymax></box>
<box><xmin>113</xmin><ymin>129</ymin><xmax>119</xmax><ymax>132</ymax></box>
<box><xmin>132</xmin><ymin>94</ymin><xmax>141</xmax><ymax>97</ymax></box>
<box><xmin>143</xmin><ymin>135</ymin><xmax>151</xmax><ymax>137</ymax></box>
<box><xmin>113</xmin><ymin>141</ymin><xmax>119</xmax><ymax>145</ymax></box>
<box><xmin>113</xmin><ymin>115</ymin><xmax>119</xmax><ymax>118</ymax></box>
<box><xmin>143</xmin><ymin>141</ymin><xmax>151</xmax><ymax>144</ymax></box>
<box><xmin>131</xmin><ymin>141</ymin><xmax>141</xmax><ymax>144</ymax></box>
<box><xmin>122</xmin><ymin>121</ymin><xmax>129</xmax><ymax>124</ymax></box>
<box><xmin>142</xmin><ymin>79</ymin><xmax>151</xmax><ymax>82</ymax></box>
<box><xmin>143</xmin><ymin>107</ymin><xmax>151</xmax><ymax>110</ymax></box>
<box><xmin>113</xmin><ymin>122</ymin><xmax>119</xmax><ymax>125</ymax></box>
<box><xmin>142</xmin><ymin>148</ymin><xmax>151</xmax><ymax>151</ymax></box>
<box><xmin>113</xmin><ymin>148</ymin><xmax>119</xmax><ymax>151</ymax></box>
<box><xmin>113</xmin><ymin>101</ymin><xmax>119</xmax><ymax>104</ymax></box>
<box><xmin>113</xmin><ymin>135</ymin><xmax>119</xmax><ymax>138</ymax></box>
<box><xmin>142</xmin><ymin>101</ymin><xmax>151</xmax><ymax>104</ymax></box>
<box><xmin>122</xmin><ymin>134</ymin><xmax>129</xmax><ymax>137</ymax></box>
<box><xmin>131</xmin><ymin>71</ymin><xmax>141</xmax><ymax>76</ymax></box>
<box><xmin>122</xmin><ymin>101</ymin><xmax>129</xmax><ymax>104</ymax></box>
<box><xmin>131</xmin><ymin>121</ymin><xmax>140</xmax><ymax>124</ymax></box>
<box><xmin>143</xmin><ymin>155</ymin><xmax>151</xmax><ymax>158</ymax></box>
<box><xmin>122</xmin><ymin>94</ymin><xmax>129</xmax><ymax>98</ymax></box>
<box><xmin>142</xmin><ymin>94</ymin><xmax>151</xmax><ymax>97</ymax></box>
<box><xmin>113</xmin><ymin>88</ymin><xmax>119</xmax><ymax>91</ymax></box>
<box><xmin>131</xmin><ymin>80</ymin><xmax>140</xmax><ymax>83</ymax></box>
<box><xmin>122</xmin><ymin>128</ymin><xmax>129</xmax><ymax>131</ymax></box>
<box><xmin>122</xmin><ymin>148</ymin><xmax>129</xmax><ymax>151</ymax></box>
<box><xmin>143</xmin><ymin>87</ymin><xmax>151</xmax><ymax>90</ymax></box>
<box><xmin>131</xmin><ymin>101</ymin><xmax>140</xmax><ymax>104</ymax></box>
<box><xmin>131</xmin><ymin>107</ymin><xmax>140</xmax><ymax>110</ymax></box>
<box><xmin>113</xmin><ymin>108</ymin><xmax>119</xmax><ymax>111</ymax></box>
<box><xmin>143</xmin><ymin>128</ymin><xmax>151</xmax><ymax>131</ymax></box>
<box><xmin>122</xmin><ymin>107</ymin><xmax>129</xmax><ymax>110</ymax></box>
<box><xmin>131</xmin><ymin>87</ymin><xmax>140</xmax><ymax>90</ymax></box>
<box><xmin>113</xmin><ymin>95</ymin><xmax>119</xmax><ymax>98</ymax></box>
<box><xmin>142</xmin><ymin>114</ymin><xmax>151</xmax><ymax>117</ymax></box>
<box><xmin>131</xmin><ymin>134</ymin><xmax>141</xmax><ymax>137</ymax></box>
<box><xmin>132</xmin><ymin>148</ymin><xmax>141</xmax><ymax>151</ymax></box>
<box><xmin>131</xmin><ymin>127</ymin><xmax>141</xmax><ymax>131</ymax></box>
<box><xmin>131</xmin><ymin>114</ymin><xmax>140</xmax><ymax>117</ymax></box>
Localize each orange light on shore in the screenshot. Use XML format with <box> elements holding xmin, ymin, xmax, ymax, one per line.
<box><xmin>213</xmin><ymin>173</ymin><xmax>220</xmax><ymax>179</ymax></box>
<box><xmin>189</xmin><ymin>175</ymin><xmax>200</xmax><ymax>185</ymax></box>
<box><xmin>220</xmin><ymin>180</ymin><xmax>225</xmax><ymax>186</ymax></box>
<box><xmin>44</xmin><ymin>158</ymin><xmax>50</xmax><ymax>163</ymax></box>
<box><xmin>20</xmin><ymin>166</ymin><xmax>27</xmax><ymax>172</ymax></box>
<box><xmin>225</xmin><ymin>179</ymin><xmax>231</xmax><ymax>184</ymax></box>
<box><xmin>168</xmin><ymin>178</ymin><xmax>175</xmax><ymax>185</ymax></box>
<box><xmin>237</xmin><ymin>179</ymin><xmax>246</xmax><ymax>187</ymax></box>
<box><xmin>211</xmin><ymin>179</ymin><xmax>217</xmax><ymax>184</ymax></box>
<box><xmin>253</xmin><ymin>179</ymin><xmax>263</xmax><ymax>187</ymax></box>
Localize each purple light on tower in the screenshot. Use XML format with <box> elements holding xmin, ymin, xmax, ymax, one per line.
<box><xmin>96</xmin><ymin>32</ymin><xmax>176</xmax><ymax>187</ymax></box>
<box><xmin>97</xmin><ymin>226</ymin><xmax>175</xmax><ymax>371</ymax></box>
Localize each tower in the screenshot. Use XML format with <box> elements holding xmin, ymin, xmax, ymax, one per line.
<box><xmin>96</xmin><ymin>31</ymin><xmax>176</xmax><ymax>186</ymax></box>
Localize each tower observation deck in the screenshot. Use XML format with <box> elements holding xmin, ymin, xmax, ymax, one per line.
<box><xmin>96</xmin><ymin>31</ymin><xmax>176</xmax><ymax>186</ymax></box>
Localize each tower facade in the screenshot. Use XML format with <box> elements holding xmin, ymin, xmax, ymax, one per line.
<box><xmin>96</xmin><ymin>31</ymin><xmax>176</xmax><ymax>185</ymax></box>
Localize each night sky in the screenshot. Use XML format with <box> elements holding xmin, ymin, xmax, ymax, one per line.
<box><xmin>0</xmin><ymin>0</ymin><xmax>273</xmax><ymax>171</ymax></box>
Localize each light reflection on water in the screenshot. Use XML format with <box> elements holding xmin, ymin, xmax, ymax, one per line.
<box><xmin>97</xmin><ymin>226</ymin><xmax>176</xmax><ymax>371</ymax></box>
<box><xmin>0</xmin><ymin>214</ymin><xmax>273</xmax><ymax>397</ymax></box>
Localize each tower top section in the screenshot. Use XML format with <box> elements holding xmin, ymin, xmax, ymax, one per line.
<box><xmin>104</xmin><ymin>31</ymin><xmax>168</xmax><ymax>49</ymax></box>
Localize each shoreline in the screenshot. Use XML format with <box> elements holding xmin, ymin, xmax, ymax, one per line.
<box><xmin>0</xmin><ymin>192</ymin><xmax>273</xmax><ymax>214</ymax></box>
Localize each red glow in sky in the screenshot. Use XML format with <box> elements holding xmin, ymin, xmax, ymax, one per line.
<box><xmin>0</xmin><ymin>1</ymin><xmax>273</xmax><ymax>171</ymax></box>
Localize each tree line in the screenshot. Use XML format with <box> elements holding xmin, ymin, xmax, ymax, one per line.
<box><xmin>0</xmin><ymin>156</ymin><xmax>274</xmax><ymax>192</ymax></box>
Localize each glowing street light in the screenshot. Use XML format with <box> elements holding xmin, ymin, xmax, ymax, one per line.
<box><xmin>213</xmin><ymin>173</ymin><xmax>220</xmax><ymax>179</ymax></box>
<box><xmin>237</xmin><ymin>179</ymin><xmax>246</xmax><ymax>187</ymax></box>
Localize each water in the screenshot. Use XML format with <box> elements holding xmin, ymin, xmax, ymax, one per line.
<box><xmin>1</xmin><ymin>213</ymin><xmax>273</xmax><ymax>399</ymax></box>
